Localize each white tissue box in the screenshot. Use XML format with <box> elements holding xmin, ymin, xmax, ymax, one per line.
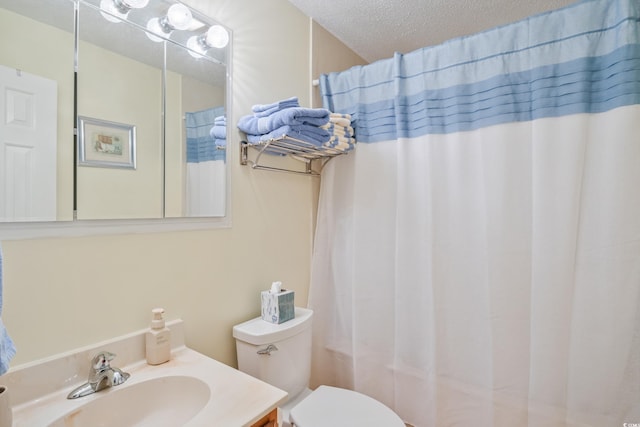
<box><xmin>261</xmin><ymin>289</ymin><xmax>295</xmax><ymax>324</ymax></box>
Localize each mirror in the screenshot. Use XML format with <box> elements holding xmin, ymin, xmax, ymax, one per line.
<box><xmin>0</xmin><ymin>0</ymin><xmax>229</xmax><ymax>222</ymax></box>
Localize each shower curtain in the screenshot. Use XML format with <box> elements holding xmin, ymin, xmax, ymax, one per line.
<box><xmin>310</xmin><ymin>0</ymin><xmax>640</xmax><ymax>426</ymax></box>
<box><xmin>185</xmin><ymin>106</ymin><xmax>226</xmax><ymax>217</ymax></box>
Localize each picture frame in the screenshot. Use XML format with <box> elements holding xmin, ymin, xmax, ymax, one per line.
<box><xmin>77</xmin><ymin>116</ymin><xmax>136</xmax><ymax>169</ymax></box>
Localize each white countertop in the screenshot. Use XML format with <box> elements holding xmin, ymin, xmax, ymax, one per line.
<box><xmin>5</xmin><ymin>320</ymin><xmax>288</xmax><ymax>426</ymax></box>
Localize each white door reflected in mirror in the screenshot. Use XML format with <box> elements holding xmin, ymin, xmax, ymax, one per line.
<box><xmin>0</xmin><ymin>65</ymin><xmax>57</xmax><ymax>222</ymax></box>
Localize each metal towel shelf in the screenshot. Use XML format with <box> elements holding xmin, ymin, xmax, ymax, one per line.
<box><xmin>240</xmin><ymin>135</ymin><xmax>350</xmax><ymax>176</ymax></box>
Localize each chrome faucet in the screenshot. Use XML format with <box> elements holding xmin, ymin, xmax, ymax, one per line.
<box><xmin>67</xmin><ymin>351</ymin><xmax>130</xmax><ymax>399</ymax></box>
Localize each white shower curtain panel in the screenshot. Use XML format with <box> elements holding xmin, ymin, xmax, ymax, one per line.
<box><xmin>311</xmin><ymin>0</ymin><xmax>640</xmax><ymax>426</ymax></box>
<box><xmin>185</xmin><ymin>107</ymin><xmax>226</xmax><ymax>217</ymax></box>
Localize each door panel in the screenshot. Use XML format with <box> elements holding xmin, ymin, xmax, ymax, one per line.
<box><xmin>0</xmin><ymin>65</ymin><xmax>57</xmax><ymax>221</ymax></box>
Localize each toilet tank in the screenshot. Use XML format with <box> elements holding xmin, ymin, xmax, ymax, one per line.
<box><xmin>233</xmin><ymin>307</ymin><xmax>313</xmax><ymax>400</ymax></box>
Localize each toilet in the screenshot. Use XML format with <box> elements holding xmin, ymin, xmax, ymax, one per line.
<box><xmin>232</xmin><ymin>307</ymin><xmax>405</xmax><ymax>427</ymax></box>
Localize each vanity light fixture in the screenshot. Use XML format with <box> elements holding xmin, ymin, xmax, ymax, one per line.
<box><xmin>146</xmin><ymin>3</ymin><xmax>193</xmax><ymax>42</ymax></box>
<box><xmin>99</xmin><ymin>0</ymin><xmax>149</xmax><ymax>23</ymax></box>
<box><xmin>186</xmin><ymin>25</ymin><xmax>229</xmax><ymax>58</ymax></box>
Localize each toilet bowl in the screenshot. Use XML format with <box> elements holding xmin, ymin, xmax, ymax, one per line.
<box><xmin>232</xmin><ymin>307</ymin><xmax>404</xmax><ymax>427</ymax></box>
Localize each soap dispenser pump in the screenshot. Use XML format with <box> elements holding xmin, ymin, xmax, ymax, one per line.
<box><xmin>145</xmin><ymin>308</ymin><xmax>171</xmax><ymax>365</ymax></box>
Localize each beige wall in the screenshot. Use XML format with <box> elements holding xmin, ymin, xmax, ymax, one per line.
<box><xmin>1</xmin><ymin>0</ymin><xmax>364</xmax><ymax>372</ymax></box>
<box><xmin>76</xmin><ymin>40</ymin><xmax>164</xmax><ymax>219</ymax></box>
<box><xmin>311</xmin><ymin>21</ymin><xmax>368</xmax><ymax>108</ymax></box>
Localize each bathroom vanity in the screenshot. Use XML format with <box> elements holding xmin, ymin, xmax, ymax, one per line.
<box><xmin>3</xmin><ymin>320</ymin><xmax>287</xmax><ymax>426</ymax></box>
<box><xmin>251</xmin><ymin>408</ymin><xmax>278</xmax><ymax>427</ymax></box>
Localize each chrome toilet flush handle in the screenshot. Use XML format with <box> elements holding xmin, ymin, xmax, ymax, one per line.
<box><xmin>257</xmin><ymin>344</ymin><xmax>278</xmax><ymax>356</ymax></box>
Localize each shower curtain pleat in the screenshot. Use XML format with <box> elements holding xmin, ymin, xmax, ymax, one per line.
<box><xmin>311</xmin><ymin>0</ymin><xmax>640</xmax><ymax>425</ymax></box>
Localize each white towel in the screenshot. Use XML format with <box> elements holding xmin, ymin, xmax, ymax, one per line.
<box><xmin>327</xmin><ymin>113</ymin><xmax>352</xmax><ymax>128</ymax></box>
<box><xmin>0</xmin><ymin>245</ymin><xmax>16</xmax><ymax>375</ymax></box>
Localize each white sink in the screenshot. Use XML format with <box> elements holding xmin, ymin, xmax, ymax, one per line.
<box><xmin>7</xmin><ymin>322</ymin><xmax>288</xmax><ymax>427</ymax></box>
<box><xmin>48</xmin><ymin>376</ymin><xmax>210</xmax><ymax>427</ymax></box>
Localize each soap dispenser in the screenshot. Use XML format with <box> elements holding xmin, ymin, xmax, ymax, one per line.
<box><xmin>145</xmin><ymin>308</ymin><xmax>171</xmax><ymax>365</ymax></box>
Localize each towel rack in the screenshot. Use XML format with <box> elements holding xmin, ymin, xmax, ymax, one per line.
<box><xmin>240</xmin><ymin>135</ymin><xmax>349</xmax><ymax>176</ymax></box>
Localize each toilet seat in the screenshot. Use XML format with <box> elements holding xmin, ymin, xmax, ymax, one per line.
<box><xmin>289</xmin><ymin>385</ymin><xmax>405</xmax><ymax>427</ymax></box>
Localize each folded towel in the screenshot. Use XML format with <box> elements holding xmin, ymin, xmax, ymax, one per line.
<box><xmin>252</xmin><ymin>97</ymin><xmax>300</xmax><ymax>117</ymax></box>
<box><xmin>325</xmin><ymin>134</ymin><xmax>356</xmax><ymax>149</ymax></box>
<box><xmin>0</xmin><ymin>245</ymin><xmax>16</xmax><ymax>376</ymax></box>
<box><xmin>321</xmin><ymin>123</ymin><xmax>354</xmax><ymax>138</ymax></box>
<box><xmin>328</xmin><ymin>113</ymin><xmax>352</xmax><ymax>127</ymax></box>
<box><xmin>238</xmin><ymin>107</ymin><xmax>331</xmax><ymax>135</ymax></box>
<box><xmin>210</xmin><ymin>125</ymin><xmax>227</xmax><ymax>140</ymax></box>
<box><xmin>246</xmin><ymin>124</ymin><xmax>331</xmax><ymax>146</ymax></box>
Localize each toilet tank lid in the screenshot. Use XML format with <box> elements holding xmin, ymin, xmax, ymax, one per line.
<box><xmin>233</xmin><ymin>307</ymin><xmax>313</xmax><ymax>346</ymax></box>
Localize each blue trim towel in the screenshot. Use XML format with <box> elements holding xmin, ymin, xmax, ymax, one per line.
<box><xmin>238</xmin><ymin>98</ymin><xmax>358</xmax><ymax>155</ymax></box>
<box><xmin>0</xmin><ymin>244</ymin><xmax>16</xmax><ymax>375</ymax></box>
<box><xmin>237</xmin><ymin>106</ymin><xmax>331</xmax><ymax>135</ymax></box>
<box><xmin>320</xmin><ymin>113</ymin><xmax>356</xmax><ymax>152</ymax></box>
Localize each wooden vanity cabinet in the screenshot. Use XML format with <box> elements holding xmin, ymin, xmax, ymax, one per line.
<box><xmin>250</xmin><ymin>407</ymin><xmax>278</xmax><ymax>427</ymax></box>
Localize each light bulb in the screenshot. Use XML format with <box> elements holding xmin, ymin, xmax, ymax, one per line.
<box><xmin>145</xmin><ymin>17</ymin><xmax>164</xmax><ymax>42</ymax></box>
<box><xmin>100</xmin><ymin>0</ymin><xmax>127</xmax><ymax>23</ymax></box>
<box><xmin>186</xmin><ymin>36</ymin><xmax>206</xmax><ymax>58</ymax></box>
<box><xmin>123</xmin><ymin>0</ymin><xmax>149</xmax><ymax>8</ymax></box>
<box><xmin>166</xmin><ymin>4</ymin><xmax>192</xmax><ymax>31</ymax></box>
<box><xmin>205</xmin><ymin>25</ymin><xmax>229</xmax><ymax>48</ymax></box>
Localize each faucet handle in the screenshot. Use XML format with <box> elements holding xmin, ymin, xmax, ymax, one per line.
<box><xmin>91</xmin><ymin>351</ymin><xmax>116</xmax><ymax>371</ymax></box>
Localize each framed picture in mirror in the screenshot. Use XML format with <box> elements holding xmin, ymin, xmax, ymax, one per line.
<box><xmin>78</xmin><ymin>116</ymin><xmax>136</xmax><ymax>170</ymax></box>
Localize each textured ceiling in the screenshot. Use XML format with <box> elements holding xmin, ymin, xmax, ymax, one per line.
<box><xmin>288</xmin><ymin>0</ymin><xmax>578</xmax><ymax>63</ymax></box>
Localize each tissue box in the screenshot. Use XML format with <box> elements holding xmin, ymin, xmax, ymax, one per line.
<box><xmin>261</xmin><ymin>289</ymin><xmax>295</xmax><ymax>324</ymax></box>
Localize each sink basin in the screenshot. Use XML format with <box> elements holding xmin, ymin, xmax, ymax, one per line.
<box><xmin>49</xmin><ymin>376</ymin><xmax>210</xmax><ymax>427</ymax></box>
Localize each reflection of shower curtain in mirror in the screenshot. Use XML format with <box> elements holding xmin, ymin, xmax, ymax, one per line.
<box><xmin>311</xmin><ymin>0</ymin><xmax>640</xmax><ymax>426</ymax></box>
<box><xmin>185</xmin><ymin>106</ymin><xmax>225</xmax><ymax>217</ymax></box>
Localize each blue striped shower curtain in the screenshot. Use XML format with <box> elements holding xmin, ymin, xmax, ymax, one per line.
<box><xmin>310</xmin><ymin>0</ymin><xmax>640</xmax><ymax>425</ymax></box>
<box><xmin>185</xmin><ymin>106</ymin><xmax>225</xmax><ymax>217</ymax></box>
